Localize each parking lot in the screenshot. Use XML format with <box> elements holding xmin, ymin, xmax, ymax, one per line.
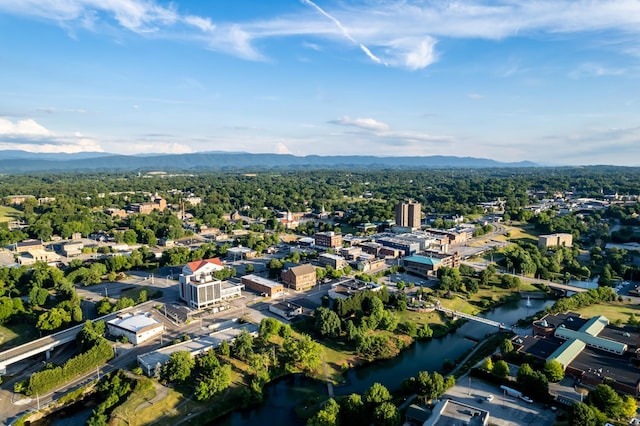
<box><xmin>443</xmin><ymin>375</ymin><xmax>557</xmax><ymax>426</ymax></box>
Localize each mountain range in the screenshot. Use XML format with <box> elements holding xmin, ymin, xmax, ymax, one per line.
<box><xmin>0</xmin><ymin>150</ymin><xmax>538</xmax><ymax>173</ymax></box>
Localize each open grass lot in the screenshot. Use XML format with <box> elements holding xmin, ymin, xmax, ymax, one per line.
<box><xmin>493</xmin><ymin>223</ymin><xmax>540</xmax><ymax>245</ymax></box>
<box><xmin>0</xmin><ymin>322</ymin><xmax>39</xmax><ymax>350</ymax></box>
<box><xmin>435</xmin><ymin>284</ymin><xmax>537</xmax><ymax>316</ymax></box>
<box><xmin>0</xmin><ymin>205</ymin><xmax>21</xmax><ymax>222</ymax></box>
<box><xmin>574</xmin><ymin>301</ymin><xmax>640</xmax><ymax>324</ymax></box>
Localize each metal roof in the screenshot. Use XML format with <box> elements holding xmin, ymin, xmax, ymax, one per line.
<box><xmin>547</xmin><ymin>338</ymin><xmax>586</xmax><ymax>367</ymax></box>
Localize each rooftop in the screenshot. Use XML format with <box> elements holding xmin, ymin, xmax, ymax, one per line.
<box><xmin>404</xmin><ymin>255</ymin><xmax>442</xmax><ymax>266</ymax></box>
<box><xmin>242</xmin><ymin>274</ymin><xmax>283</xmax><ymax>288</ymax></box>
<box><xmin>107</xmin><ymin>312</ymin><xmax>162</xmax><ymax>333</ymax></box>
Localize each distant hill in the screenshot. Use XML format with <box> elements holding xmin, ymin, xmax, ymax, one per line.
<box><xmin>0</xmin><ymin>150</ymin><xmax>538</xmax><ymax>173</ymax></box>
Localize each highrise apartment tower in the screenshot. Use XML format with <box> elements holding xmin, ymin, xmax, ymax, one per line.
<box><xmin>395</xmin><ymin>201</ymin><xmax>421</xmax><ymax>229</ymax></box>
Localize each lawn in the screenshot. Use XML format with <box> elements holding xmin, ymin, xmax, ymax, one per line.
<box><xmin>111</xmin><ymin>382</ymin><xmax>205</xmax><ymax>426</ymax></box>
<box><xmin>493</xmin><ymin>223</ymin><xmax>540</xmax><ymax>245</ymax></box>
<box><xmin>0</xmin><ymin>322</ymin><xmax>39</xmax><ymax>350</ymax></box>
<box><xmin>574</xmin><ymin>301</ymin><xmax>640</xmax><ymax>325</ymax></box>
<box><xmin>0</xmin><ymin>205</ymin><xmax>21</xmax><ymax>222</ymax></box>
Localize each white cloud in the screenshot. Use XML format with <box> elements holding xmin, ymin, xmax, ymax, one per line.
<box><xmin>569</xmin><ymin>62</ymin><xmax>627</xmax><ymax>78</ymax></box>
<box><xmin>275</xmin><ymin>142</ymin><xmax>293</xmax><ymax>154</ymax></box>
<box><xmin>0</xmin><ymin>118</ymin><xmax>51</xmax><ymax>136</ymax></box>
<box><xmin>330</xmin><ymin>115</ymin><xmax>453</xmax><ymax>147</ymax></box>
<box><xmin>1</xmin><ymin>0</ymin><xmax>640</xmax><ymax>70</ymax></box>
<box><xmin>332</xmin><ymin>116</ymin><xmax>390</xmax><ymax>132</ymax></box>
<box><xmin>0</xmin><ymin>117</ymin><xmax>103</xmax><ymax>152</ymax></box>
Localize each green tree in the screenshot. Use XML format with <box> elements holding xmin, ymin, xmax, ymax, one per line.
<box><xmin>315</xmin><ymin>307</ymin><xmax>342</xmax><ymax>338</ymax></box>
<box><xmin>483</xmin><ymin>357</ymin><xmax>493</xmax><ymax>372</ymax></box>
<box><xmin>231</xmin><ymin>329</ymin><xmax>255</xmax><ymax>361</ymax></box>
<box><xmin>29</xmin><ymin>287</ymin><xmax>49</xmax><ymax>307</ymax></box>
<box><xmin>308</xmin><ymin>398</ymin><xmax>340</xmax><ymax>426</ymax></box>
<box><xmin>162</xmin><ymin>351</ymin><xmax>195</xmax><ymax>383</ymax></box>
<box><xmin>543</xmin><ymin>359</ymin><xmax>564</xmax><ymax>382</ymax></box>
<box><xmin>491</xmin><ymin>360</ymin><xmax>509</xmax><ymax>379</ymax></box>
<box><xmin>587</xmin><ymin>384</ymin><xmax>624</xmax><ymax>419</ymax></box>
<box><xmin>339</xmin><ymin>393</ymin><xmax>365</xmax><ymax>426</ymax></box>
<box><xmin>195</xmin><ymin>364</ymin><xmax>232</xmax><ymax>401</ymax></box>
<box><xmin>501</xmin><ymin>338</ymin><xmax>514</xmax><ymax>354</ymax></box>
<box><xmin>259</xmin><ymin>317</ymin><xmax>282</xmax><ymax>340</ymax></box>
<box><xmin>373</xmin><ymin>402</ymin><xmax>400</xmax><ymax>426</ymax></box>
<box><xmin>282</xmin><ymin>334</ymin><xmax>321</xmax><ymax>373</ymax></box>
<box><xmin>36</xmin><ymin>307</ymin><xmax>71</xmax><ymax>331</ymax></box>
<box><xmin>569</xmin><ymin>402</ymin><xmax>598</xmax><ymax>426</ymax></box>
<box><xmin>218</xmin><ymin>340</ymin><xmax>230</xmax><ymax>356</ymax></box>
<box><xmin>364</xmin><ymin>382</ymin><xmax>392</xmax><ymax>406</ymax></box>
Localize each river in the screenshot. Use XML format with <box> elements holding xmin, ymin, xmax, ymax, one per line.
<box><xmin>217</xmin><ymin>297</ymin><xmax>553</xmax><ymax>426</ymax></box>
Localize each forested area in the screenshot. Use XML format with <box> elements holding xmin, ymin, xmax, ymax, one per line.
<box><xmin>2</xmin><ymin>167</ymin><xmax>640</xmax><ymax>244</ymax></box>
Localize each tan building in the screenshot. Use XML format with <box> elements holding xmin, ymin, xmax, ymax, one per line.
<box><xmin>131</xmin><ymin>195</ymin><xmax>167</xmax><ymax>214</ymax></box>
<box><xmin>281</xmin><ymin>264</ymin><xmax>317</xmax><ymax>291</ymax></box>
<box><xmin>314</xmin><ymin>231</ymin><xmax>343</xmax><ymax>248</ymax></box>
<box><xmin>241</xmin><ymin>274</ymin><xmax>285</xmax><ymax>298</ymax></box>
<box><xmin>538</xmin><ymin>233</ymin><xmax>573</xmax><ymax>249</ymax></box>
<box><xmin>395</xmin><ymin>202</ymin><xmax>421</xmax><ymax>229</ymax></box>
<box><xmin>15</xmin><ymin>239</ymin><xmax>44</xmax><ymax>253</ymax></box>
<box><xmin>5</xmin><ymin>195</ymin><xmax>35</xmax><ymax>205</ymax></box>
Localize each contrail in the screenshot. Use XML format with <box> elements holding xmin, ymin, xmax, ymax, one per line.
<box><xmin>301</xmin><ymin>0</ymin><xmax>385</xmax><ymax>65</ymax></box>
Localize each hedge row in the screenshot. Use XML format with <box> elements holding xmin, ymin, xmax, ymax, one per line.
<box><xmin>27</xmin><ymin>338</ymin><xmax>114</xmax><ymax>396</ymax></box>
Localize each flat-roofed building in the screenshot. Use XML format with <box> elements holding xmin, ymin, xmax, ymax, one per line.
<box><xmin>269</xmin><ymin>302</ymin><xmax>303</xmax><ymax>320</ymax></box>
<box><xmin>513</xmin><ymin>312</ymin><xmax>640</xmax><ymax>397</ymax></box>
<box><xmin>15</xmin><ymin>239</ymin><xmax>43</xmax><ymax>253</ymax></box>
<box><xmin>281</xmin><ymin>263</ymin><xmax>316</xmax><ymax>291</ymax></box>
<box><xmin>403</xmin><ymin>252</ymin><xmax>461</xmax><ymax>277</ymax></box>
<box><xmin>314</xmin><ymin>231</ymin><xmax>343</xmax><ymax>248</ymax></box>
<box><xmin>318</xmin><ymin>253</ymin><xmax>347</xmax><ymax>270</ymax></box>
<box><xmin>241</xmin><ymin>274</ymin><xmax>285</xmax><ymax>298</ymax></box>
<box><xmin>137</xmin><ymin>321</ymin><xmax>258</xmax><ymax>376</ymax></box>
<box><xmin>359</xmin><ymin>241</ymin><xmax>382</xmax><ymax>256</ymax></box>
<box><xmin>539</xmin><ymin>233</ymin><xmax>573</xmax><ymax>249</ymax></box>
<box><xmin>107</xmin><ymin>312</ymin><xmax>164</xmax><ymax>345</ymax></box>
<box><xmin>328</xmin><ymin>278</ymin><xmax>382</xmax><ymax>300</ymax></box>
<box><xmin>395</xmin><ymin>202</ymin><xmax>421</xmax><ymax>229</ymax></box>
<box><xmin>62</xmin><ymin>241</ymin><xmax>83</xmax><ymax>257</ymax></box>
<box><xmin>340</xmin><ymin>246</ymin><xmax>362</xmax><ymax>260</ymax></box>
<box><xmin>376</xmin><ymin>236</ymin><xmax>420</xmax><ymax>256</ymax></box>
<box><xmin>423</xmin><ymin>398</ymin><xmax>489</xmax><ymax>426</ymax></box>
<box><xmin>179</xmin><ymin>258</ymin><xmax>243</xmax><ymax>309</ymax></box>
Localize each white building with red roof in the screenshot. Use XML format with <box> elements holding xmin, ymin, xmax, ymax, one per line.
<box><xmin>178</xmin><ymin>258</ymin><xmax>243</xmax><ymax>309</ymax></box>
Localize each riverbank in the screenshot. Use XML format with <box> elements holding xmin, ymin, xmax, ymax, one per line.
<box><xmin>27</xmin><ymin>295</ymin><xmax>548</xmax><ymax>426</ymax></box>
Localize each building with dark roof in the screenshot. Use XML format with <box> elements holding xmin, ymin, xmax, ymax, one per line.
<box><xmin>513</xmin><ymin>312</ymin><xmax>640</xmax><ymax>397</ymax></box>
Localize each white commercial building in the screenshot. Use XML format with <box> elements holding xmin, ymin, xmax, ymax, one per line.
<box><xmin>178</xmin><ymin>258</ymin><xmax>244</xmax><ymax>309</ymax></box>
<box><xmin>107</xmin><ymin>312</ymin><xmax>164</xmax><ymax>345</ymax></box>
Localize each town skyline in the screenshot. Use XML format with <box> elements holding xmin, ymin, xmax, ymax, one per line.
<box><xmin>1</xmin><ymin>0</ymin><xmax>639</xmax><ymax>166</ymax></box>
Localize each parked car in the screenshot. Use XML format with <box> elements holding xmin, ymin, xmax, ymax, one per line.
<box><xmin>521</xmin><ymin>396</ymin><xmax>534</xmax><ymax>403</ymax></box>
<box><xmin>486</xmin><ymin>394</ymin><xmax>494</xmax><ymax>402</ymax></box>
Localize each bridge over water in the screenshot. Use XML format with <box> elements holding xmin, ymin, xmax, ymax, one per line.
<box><xmin>435</xmin><ymin>305</ymin><xmax>513</xmax><ymax>331</ymax></box>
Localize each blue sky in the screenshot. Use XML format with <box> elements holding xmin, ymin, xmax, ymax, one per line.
<box><xmin>0</xmin><ymin>0</ymin><xmax>639</xmax><ymax>165</ymax></box>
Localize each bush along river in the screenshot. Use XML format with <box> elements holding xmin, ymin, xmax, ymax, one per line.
<box><xmin>217</xmin><ymin>298</ymin><xmax>554</xmax><ymax>426</ymax></box>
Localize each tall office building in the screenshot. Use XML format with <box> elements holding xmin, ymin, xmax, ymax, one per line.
<box><xmin>395</xmin><ymin>202</ymin><xmax>421</xmax><ymax>229</ymax></box>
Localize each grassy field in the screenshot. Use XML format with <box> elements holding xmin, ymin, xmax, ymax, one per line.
<box><xmin>0</xmin><ymin>205</ymin><xmax>22</xmax><ymax>222</ymax></box>
<box><xmin>574</xmin><ymin>301</ymin><xmax>640</xmax><ymax>324</ymax></box>
<box><xmin>493</xmin><ymin>223</ymin><xmax>540</xmax><ymax>245</ymax></box>
<box><xmin>0</xmin><ymin>322</ymin><xmax>39</xmax><ymax>350</ymax></box>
